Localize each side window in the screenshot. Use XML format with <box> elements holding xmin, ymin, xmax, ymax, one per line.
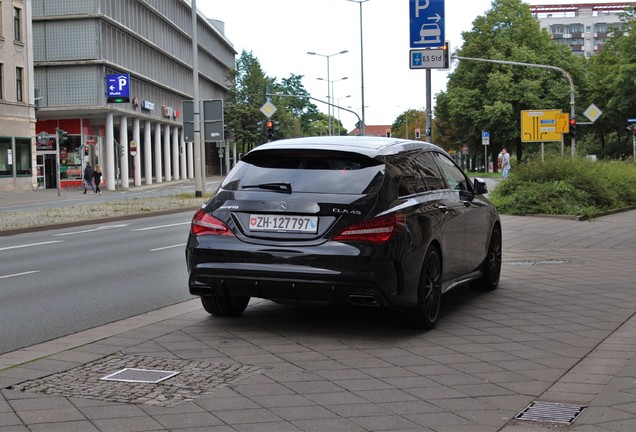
<box><xmin>434</xmin><ymin>153</ymin><xmax>471</xmax><ymax>191</ymax></box>
<box><xmin>397</xmin><ymin>156</ymin><xmax>427</xmax><ymax>196</ymax></box>
<box><xmin>413</xmin><ymin>152</ymin><xmax>446</xmax><ymax>191</ymax></box>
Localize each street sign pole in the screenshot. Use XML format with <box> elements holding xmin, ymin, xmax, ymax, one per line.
<box><xmin>55</xmin><ymin>129</ymin><xmax>61</xmax><ymax>197</ymax></box>
<box><xmin>482</xmin><ymin>131</ymin><xmax>490</xmax><ymax>173</ymax></box>
<box><xmin>410</xmin><ymin>0</ymin><xmax>445</xmax><ymax>143</ymax></box>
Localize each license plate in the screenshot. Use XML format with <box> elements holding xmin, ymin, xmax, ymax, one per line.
<box><xmin>249</xmin><ymin>214</ymin><xmax>318</xmax><ymax>233</ymax></box>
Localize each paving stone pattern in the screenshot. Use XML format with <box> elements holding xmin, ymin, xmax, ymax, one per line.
<box><xmin>1</xmin><ymin>210</ymin><xmax>636</xmax><ymax>431</ymax></box>
<box><xmin>9</xmin><ymin>354</ymin><xmax>265</xmax><ymax>407</ymax></box>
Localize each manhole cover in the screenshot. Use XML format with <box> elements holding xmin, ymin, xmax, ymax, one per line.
<box><xmin>515</xmin><ymin>401</ymin><xmax>586</xmax><ymax>424</ymax></box>
<box><xmin>101</xmin><ymin>368</ymin><xmax>179</xmax><ymax>383</ymax></box>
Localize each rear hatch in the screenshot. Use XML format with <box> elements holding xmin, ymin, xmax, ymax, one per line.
<box><xmin>207</xmin><ymin>149</ymin><xmax>389</xmax><ymax>244</ymax></box>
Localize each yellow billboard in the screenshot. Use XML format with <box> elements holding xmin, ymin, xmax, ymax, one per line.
<box><xmin>521</xmin><ymin>110</ymin><xmax>563</xmax><ymax>143</ymax></box>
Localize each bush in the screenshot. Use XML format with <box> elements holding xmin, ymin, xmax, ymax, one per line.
<box><xmin>489</xmin><ymin>156</ymin><xmax>636</xmax><ymax>217</ymax></box>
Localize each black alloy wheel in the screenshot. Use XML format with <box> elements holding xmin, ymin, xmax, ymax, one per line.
<box><xmin>201</xmin><ymin>294</ymin><xmax>250</xmax><ymax>317</ymax></box>
<box><xmin>474</xmin><ymin>226</ymin><xmax>502</xmax><ymax>291</ymax></box>
<box><xmin>403</xmin><ymin>246</ymin><xmax>443</xmax><ymax>330</ymax></box>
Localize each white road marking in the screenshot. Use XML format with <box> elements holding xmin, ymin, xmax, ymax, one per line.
<box><xmin>53</xmin><ymin>224</ymin><xmax>129</xmax><ymax>236</ymax></box>
<box><xmin>149</xmin><ymin>243</ymin><xmax>187</xmax><ymax>252</ymax></box>
<box><xmin>0</xmin><ymin>240</ymin><xmax>64</xmax><ymax>251</ymax></box>
<box><xmin>0</xmin><ymin>270</ymin><xmax>41</xmax><ymax>279</ymax></box>
<box><xmin>132</xmin><ymin>222</ymin><xmax>190</xmax><ymax>232</ymax></box>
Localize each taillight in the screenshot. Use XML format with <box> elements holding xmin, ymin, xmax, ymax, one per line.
<box><xmin>332</xmin><ymin>213</ymin><xmax>406</xmax><ymax>244</ymax></box>
<box><xmin>191</xmin><ymin>208</ymin><xmax>234</xmax><ymax>236</ymax></box>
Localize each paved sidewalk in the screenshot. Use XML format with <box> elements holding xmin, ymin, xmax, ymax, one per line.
<box><xmin>1</xmin><ymin>204</ymin><xmax>636</xmax><ymax>430</ymax></box>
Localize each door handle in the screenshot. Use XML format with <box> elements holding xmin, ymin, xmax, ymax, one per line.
<box><xmin>436</xmin><ymin>204</ymin><xmax>449</xmax><ymax>213</ymax></box>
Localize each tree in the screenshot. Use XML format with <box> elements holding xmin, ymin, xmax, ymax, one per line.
<box><xmin>224</xmin><ymin>52</ymin><xmax>327</xmax><ymax>154</ymax></box>
<box><xmin>392</xmin><ymin>109</ymin><xmax>426</xmax><ymax>140</ymax></box>
<box><xmin>277</xmin><ymin>74</ymin><xmax>323</xmax><ymax>136</ymax></box>
<box><xmin>585</xmin><ymin>7</ymin><xmax>636</xmax><ymax>158</ymax></box>
<box><xmin>435</xmin><ymin>0</ymin><xmax>587</xmax><ymax>167</ymax></box>
<box><xmin>224</xmin><ymin>50</ymin><xmax>271</xmax><ymax>154</ymax></box>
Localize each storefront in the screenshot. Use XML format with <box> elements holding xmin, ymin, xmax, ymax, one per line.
<box><xmin>35</xmin><ymin>119</ymin><xmax>102</xmax><ymax>189</ymax></box>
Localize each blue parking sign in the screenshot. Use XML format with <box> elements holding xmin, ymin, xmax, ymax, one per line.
<box><xmin>106</xmin><ymin>74</ymin><xmax>130</xmax><ymax>99</ymax></box>
<box><xmin>409</xmin><ymin>0</ymin><xmax>445</xmax><ymax>48</ymax></box>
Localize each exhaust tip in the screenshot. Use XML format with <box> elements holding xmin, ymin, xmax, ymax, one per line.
<box><xmin>349</xmin><ymin>295</ymin><xmax>380</xmax><ymax>307</ymax></box>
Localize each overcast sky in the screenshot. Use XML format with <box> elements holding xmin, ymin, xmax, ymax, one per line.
<box><xmin>198</xmin><ymin>0</ymin><xmax>605</xmax><ymax>131</ymax></box>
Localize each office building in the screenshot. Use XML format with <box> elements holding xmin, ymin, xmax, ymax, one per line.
<box><xmin>0</xmin><ymin>0</ymin><xmax>235</xmax><ymax>191</ymax></box>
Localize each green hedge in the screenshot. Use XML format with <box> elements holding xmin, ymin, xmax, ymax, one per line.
<box><xmin>489</xmin><ymin>157</ymin><xmax>636</xmax><ymax>218</ymax></box>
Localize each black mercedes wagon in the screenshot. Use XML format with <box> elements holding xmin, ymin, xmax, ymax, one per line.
<box><xmin>186</xmin><ymin>136</ymin><xmax>501</xmax><ymax>329</ymax></box>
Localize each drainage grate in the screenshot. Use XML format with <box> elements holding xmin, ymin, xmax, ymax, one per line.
<box><xmin>101</xmin><ymin>368</ymin><xmax>179</xmax><ymax>384</ymax></box>
<box><xmin>515</xmin><ymin>401</ymin><xmax>586</xmax><ymax>425</ymax></box>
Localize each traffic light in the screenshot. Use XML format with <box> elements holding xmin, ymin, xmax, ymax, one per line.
<box><xmin>386</xmin><ymin>129</ymin><xmax>391</xmax><ymax>138</ymax></box>
<box><xmin>56</xmin><ymin>128</ymin><xmax>69</xmax><ymax>144</ymax></box>
<box><xmin>569</xmin><ymin>118</ymin><xmax>576</xmax><ymax>138</ymax></box>
<box><xmin>266</xmin><ymin>120</ymin><xmax>274</xmax><ymax>139</ymax></box>
<box><xmin>632</xmin><ymin>125</ymin><xmax>636</xmax><ymax>137</ymax></box>
<box><xmin>441</xmin><ymin>41</ymin><xmax>450</xmax><ymax>69</ymax></box>
<box><xmin>83</xmin><ymin>146</ymin><xmax>89</xmax><ymax>156</ymax></box>
<box><xmin>415</xmin><ymin>128</ymin><xmax>421</xmax><ymax>139</ymax></box>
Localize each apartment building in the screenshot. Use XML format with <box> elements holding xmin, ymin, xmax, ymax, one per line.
<box><xmin>531</xmin><ymin>2</ymin><xmax>635</xmax><ymax>58</ymax></box>
<box><xmin>0</xmin><ymin>0</ymin><xmax>36</xmax><ymax>191</ymax></box>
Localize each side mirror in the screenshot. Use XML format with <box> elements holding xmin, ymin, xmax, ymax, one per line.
<box><xmin>474</xmin><ymin>178</ymin><xmax>488</xmax><ymax>195</ymax></box>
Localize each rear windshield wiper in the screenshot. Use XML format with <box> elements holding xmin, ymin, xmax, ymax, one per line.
<box><xmin>241</xmin><ymin>182</ymin><xmax>292</xmax><ymax>193</ymax></box>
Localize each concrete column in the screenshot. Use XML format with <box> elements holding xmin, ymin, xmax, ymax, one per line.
<box><xmin>106</xmin><ymin>112</ymin><xmax>115</xmax><ymax>191</ymax></box>
<box><xmin>187</xmin><ymin>141</ymin><xmax>194</xmax><ymax>179</ymax></box>
<box><xmin>172</xmin><ymin>126</ymin><xmax>180</xmax><ymax>180</ymax></box>
<box><xmin>120</xmin><ymin>116</ymin><xmax>129</xmax><ymax>189</ymax></box>
<box><xmin>154</xmin><ymin>123</ymin><xmax>163</xmax><ymax>183</ymax></box>
<box><xmin>144</xmin><ymin>120</ymin><xmax>152</xmax><ymax>185</ymax></box>
<box><xmin>180</xmin><ymin>129</ymin><xmax>187</xmax><ymax>181</ymax></box>
<box><xmin>164</xmin><ymin>124</ymin><xmax>172</xmax><ymax>182</ymax></box>
<box><xmin>133</xmin><ymin>118</ymin><xmax>141</xmax><ymax>186</ymax></box>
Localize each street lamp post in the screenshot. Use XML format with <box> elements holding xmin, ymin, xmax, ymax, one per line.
<box><xmin>346</xmin><ymin>0</ymin><xmax>369</xmax><ymax>135</ymax></box>
<box><xmin>308</xmin><ymin>50</ymin><xmax>348</xmax><ymax>135</ymax></box>
<box><xmin>318</xmin><ymin>76</ymin><xmax>348</xmax><ymax>134</ymax></box>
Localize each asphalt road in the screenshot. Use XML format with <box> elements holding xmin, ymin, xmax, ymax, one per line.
<box><xmin>0</xmin><ymin>211</ymin><xmax>195</xmax><ymax>355</ymax></box>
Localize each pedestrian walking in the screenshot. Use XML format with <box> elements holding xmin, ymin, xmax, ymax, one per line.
<box><xmin>83</xmin><ymin>162</ymin><xmax>95</xmax><ymax>193</ymax></box>
<box><xmin>501</xmin><ymin>147</ymin><xmax>511</xmax><ymax>178</ymax></box>
<box><xmin>93</xmin><ymin>164</ymin><xmax>102</xmax><ymax>195</ymax></box>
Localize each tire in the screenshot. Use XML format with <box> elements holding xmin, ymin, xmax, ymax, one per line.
<box><xmin>201</xmin><ymin>294</ymin><xmax>250</xmax><ymax>317</ymax></box>
<box><xmin>402</xmin><ymin>246</ymin><xmax>443</xmax><ymax>330</ymax></box>
<box><xmin>474</xmin><ymin>226</ymin><xmax>502</xmax><ymax>291</ymax></box>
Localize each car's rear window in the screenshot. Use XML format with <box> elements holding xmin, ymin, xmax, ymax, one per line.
<box><xmin>223</xmin><ymin>150</ymin><xmax>385</xmax><ymax>194</ymax></box>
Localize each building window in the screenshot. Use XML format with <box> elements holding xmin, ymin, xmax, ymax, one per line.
<box><xmin>0</xmin><ymin>64</ymin><xmax>3</xmax><ymax>100</ymax></box>
<box><xmin>0</xmin><ymin>1</ymin><xmax>4</xmax><ymax>38</ymax></box>
<box><xmin>0</xmin><ymin>137</ymin><xmax>11</xmax><ymax>177</ymax></box>
<box><xmin>15</xmin><ymin>138</ymin><xmax>32</xmax><ymax>175</ymax></box>
<box><xmin>14</xmin><ymin>7</ymin><xmax>22</xmax><ymax>42</ymax></box>
<box><xmin>16</xmin><ymin>67</ymin><xmax>23</xmax><ymax>102</ymax></box>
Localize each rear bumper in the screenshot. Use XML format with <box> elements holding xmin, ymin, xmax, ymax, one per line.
<box><xmin>186</xmin><ymin>248</ymin><xmax>417</xmax><ymax>310</ymax></box>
